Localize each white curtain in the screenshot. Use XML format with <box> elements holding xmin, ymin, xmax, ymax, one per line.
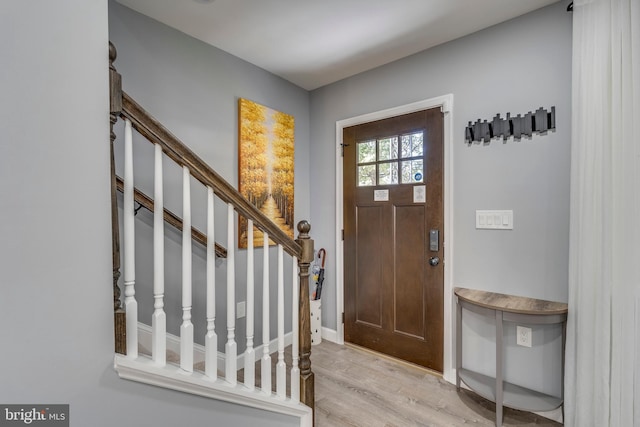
<box><xmin>566</xmin><ymin>0</ymin><xmax>640</xmax><ymax>426</ymax></box>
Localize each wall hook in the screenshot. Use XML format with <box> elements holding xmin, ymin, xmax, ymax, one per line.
<box><xmin>465</xmin><ymin>106</ymin><xmax>555</xmax><ymax>144</ymax></box>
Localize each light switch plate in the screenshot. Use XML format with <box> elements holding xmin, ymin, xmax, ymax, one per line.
<box><xmin>237</xmin><ymin>301</ymin><xmax>246</xmax><ymax>319</ymax></box>
<box><xmin>476</xmin><ymin>210</ymin><xmax>513</xmax><ymax>230</ymax></box>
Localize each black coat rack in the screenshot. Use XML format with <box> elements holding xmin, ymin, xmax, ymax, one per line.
<box><xmin>465</xmin><ymin>106</ymin><xmax>556</xmax><ymax>144</ymax></box>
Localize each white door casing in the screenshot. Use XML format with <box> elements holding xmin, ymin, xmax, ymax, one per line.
<box><xmin>334</xmin><ymin>94</ymin><xmax>455</xmax><ymax>383</ymax></box>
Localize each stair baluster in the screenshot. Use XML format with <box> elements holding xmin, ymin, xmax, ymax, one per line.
<box><xmin>205</xmin><ymin>186</ymin><xmax>217</xmax><ymax>379</ymax></box>
<box><xmin>180</xmin><ymin>166</ymin><xmax>194</xmax><ymax>372</ymax></box>
<box><xmin>225</xmin><ymin>203</ymin><xmax>237</xmax><ymax>384</ymax></box>
<box><xmin>291</xmin><ymin>256</ymin><xmax>300</xmax><ymax>402</ymax></box>
<box><xmin>152</xmin><ymin>143</ymin><xmax>167</xmax><ymax>366</ymax></box>
<box><xmin>276</xmin><ymin>244</ymin><xmax>286</xmax><ymax>399</ymax></box>
<box><xmin>261</xmin><ymin>232</ymin><xmax>272</xmax><ymax>395</ymax></box>
<box><xmin>123</xmin><ymin>118</ymin><xmax>138</xmax><ymax>359</ymax></box>
<box><xmin>244</xmin><ymin>219</ymin><xmax>256</xmax><ymax>390</ymax></box>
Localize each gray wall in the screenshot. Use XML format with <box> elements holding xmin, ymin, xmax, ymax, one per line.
<box><xmin>109</xmin><ymin>2</ymin><xmax>311</xmax><ymax>354</ymax></box>
<box><xmin>1</xmin><ymin>0</ymin><xmax>570</xmax><ymax>422</ymax></box>
<box><xmin>0</xmin><ymin>1</ymin><xmax>295</xmax><ymax>425</ymax></box>
<box><xmin>309</xmin><ymin>2</ymin><xmax>571</xmax><ymax>398</ymax></box>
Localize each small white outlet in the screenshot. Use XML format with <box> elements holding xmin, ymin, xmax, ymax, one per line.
<box><xmin>236</xmin><ymin>301</ymin><xmax>246</xmax><ymax>319</ymax></box>
<box><xmin>517</xmin><ymin>325</ymin><xmax>532</xmax><ymax>347</ymax></box>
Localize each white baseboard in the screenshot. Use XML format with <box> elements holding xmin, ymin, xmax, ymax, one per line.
<box><xmin>320</xmin><ymin>327</ymin><xmax>338</xmax><ymax>343</ymax></box>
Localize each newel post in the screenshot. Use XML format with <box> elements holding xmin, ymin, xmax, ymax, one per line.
<box><xmin>296</xmin><ymin>221</ymin><xmax>314</xmax><ymax>415</ymax></box>
<box><xmin>109</xmin><ymin>42</ymin><xmax>126</xmax><ymax>354</ymax></box>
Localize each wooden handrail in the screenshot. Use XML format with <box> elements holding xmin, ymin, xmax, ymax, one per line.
<box><xmin>120</xmin><ymin>92</ymin><xmax>302</xmax><ymax>258</ymax></box>
<box><xmin>115</xmin><ymin>176</ymin><xmax>227</xmax><ymax>258</ymax></box>
<box><xmin>109</xmin><ymin>41</ymin><xmax>313</xmax><ymax>413</ymax></box>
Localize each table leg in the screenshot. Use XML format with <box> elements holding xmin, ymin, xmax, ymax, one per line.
<box><xmin>561</xmin><ymin>319</ymin><xmax>566</xmax><ymax>423</ymax></box>
<box><xmin>456</xmin><ymin>297</ymin><xmax>462</xmax><ymax>390</ymax></box>
<box><xmin>495</xmin><ymin>310</ymin><xmax>503</xmax><ymax>427</ymax></box>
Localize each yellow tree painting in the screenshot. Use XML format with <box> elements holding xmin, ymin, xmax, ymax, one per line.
<box><xmin>238</xmin><ymin>98</ymin><xmax>295</xmax><ymax>248</ymax></box>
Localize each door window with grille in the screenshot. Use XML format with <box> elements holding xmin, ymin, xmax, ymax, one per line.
<box><xmin>356</xmin><ymin>130</ymin><xmax>425</xmax><ymax>186</ymax></box>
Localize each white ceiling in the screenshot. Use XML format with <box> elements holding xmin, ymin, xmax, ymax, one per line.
<box><xmin>116</xmin><ymin>0</ymin><xmax>561</xmax><ymax>90</ymax></box>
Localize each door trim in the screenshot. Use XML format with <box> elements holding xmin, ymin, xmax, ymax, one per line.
<box><xmin>334</xmin><ymin>94</ymin><xmax>455</xmax><ymax>383</ymax></box>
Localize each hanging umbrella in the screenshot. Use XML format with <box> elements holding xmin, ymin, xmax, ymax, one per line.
<box><xmin>312</xmin><ymin>248</ymin><xmax>326</xmax><ymax>300</ymax></box>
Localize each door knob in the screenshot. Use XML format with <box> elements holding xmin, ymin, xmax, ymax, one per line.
<box><xmin>429</xmin><ymin>256</ymin><xmax>440</xmax><ymax>267</ymax></box>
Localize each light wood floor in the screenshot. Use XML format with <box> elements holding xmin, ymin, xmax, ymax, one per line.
<box><xmin>142</xmin><ymin>339</ymin><xmax>561</xmax><ymax>426</ymax></box>
<box><xmin>312</xmin><ymin>340</ymin><xmax>562</xmax><ymax>427</ymax></box>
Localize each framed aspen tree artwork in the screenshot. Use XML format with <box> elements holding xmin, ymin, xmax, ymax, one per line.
<box><xmin>238</xmin><ymin>98</ymin><xmax>295</xmax><ymax>248</ymax></box>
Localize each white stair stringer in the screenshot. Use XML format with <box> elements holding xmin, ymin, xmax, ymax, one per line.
<box><xmin>114</xmin><ymin>355</ymin><xmax>312</xmax><ymax>427</ymax></box>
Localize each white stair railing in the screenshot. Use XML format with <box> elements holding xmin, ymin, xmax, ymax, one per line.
<box><xmin>119</xmin><ymin>134</ymin><xmax>309</xmax><ymax>399</ymax></box>
<box><xmin>110</xmin><ymin>43</ymin><xmax>314</xmax><ymax>420</ymax></box>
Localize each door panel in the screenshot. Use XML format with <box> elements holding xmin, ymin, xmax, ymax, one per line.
<box><xmin>355</xmin><ymin>205</ymin><xmax>384</xmax><ymax>328</ymax></box>
<box><xmin>343</xmin><ymin>108</ymin><xmax>444</xmax><ymax>372</ymax></box>
<box><xmin>394</xmin><ymin>204</ymin><xmax>426</xmax><ymax>339</ymax></box>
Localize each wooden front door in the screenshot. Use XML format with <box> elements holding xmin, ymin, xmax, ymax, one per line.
<box><xmin>343</xmin><ymin>108</ymin><xmax>444</xmax><ymax>372</ymax></box>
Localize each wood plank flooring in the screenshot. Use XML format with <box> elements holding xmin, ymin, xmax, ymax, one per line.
<box><xmin>312</xmin><ymin>340</ymin><xmax>562</xmax><ymax>427</ymax></box>
<box><xmin>142</xmin><ymin>339</ymin><xmax>561</xmax><ymax>426</ymax></box>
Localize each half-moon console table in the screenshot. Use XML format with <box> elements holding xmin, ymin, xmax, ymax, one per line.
<box><xmin>454</xmin><ymin>287</ymin><xmax>568</xmax><ymax>427</ymax></box>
